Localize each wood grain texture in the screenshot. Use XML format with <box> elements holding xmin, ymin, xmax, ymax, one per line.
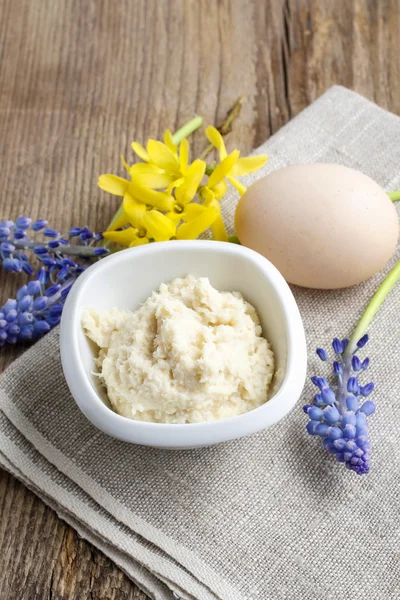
<box><xmin>0</xmin><ymin>0</ymin><xmax>399</xmax><ymax>597</ymax></box>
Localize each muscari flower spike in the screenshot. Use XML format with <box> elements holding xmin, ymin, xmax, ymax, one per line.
<box><xmin>0</xmin><ymin>219</ymin><xmax>109</xmax><ymax>344</ymax></box>
<box><xmin>304</xmin><ymin>336</ymin><xmax>375</xmax><ymax>475</ymax></box>
<box><xmin>304</xmin><ymin>260</ymin><xmax>400</xmax><ymax>475</ymax></box>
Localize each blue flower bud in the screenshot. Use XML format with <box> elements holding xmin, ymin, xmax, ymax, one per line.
<box><xmin>311</xmin><ymin>376</ymin><xmax>328</xmax><ymax>390</ymax></box>
<box><xmin>48</xmin><ymin>240</ymin><xmax>60</xmax><ymax>249</ymax></box>
<box><xmin>56</xmin><ymin>266</ymin><xmax>70</xmax><ymax>280</ymax></box>
<box><xmin>343</xmin><ymin>424</ymin><xmax>356</xmax><ymax>439</ymax></box>
<box><xmin>16</xmin><ymin>216</ymin><xmax>32</xmax><ymax>229</ymax></box>
<box><xmin>22</xmin><ymin>262</ymin><xmax>34</xmax><ymax>275</ymax></box>
<box><xmin>0</xmin><ymin>226</ymin><xmax>11</xmax><ymax>238</ymax></box>
<box><xmin>323</xmin><ymin>405</ymin><xmax>340</xmax><ymax>424</ymax></box>
<box><xmin>17</xmin><ymin>295</ymin><xmax>33</xmax><ymax>312</ymax></box>
<box><xmin>313</xmin><ymin>393</ymin><xmax>324</xmax><ymax>407</ymax></box>
<box><xmin>306</xmin><ymin>421</ymin><xmax>319</xmax><ymax>435</ymax></box>
<box><xmin>6</xmin><ymin>309</ymin><xmax>18</xmax><ymax>322</ymax></box>
<box><xmin>33</xmin><ymin>296</ymin><xmax>48</xmax><ymax>311</ymax></box>
<box><xmin>61</xmin><ymin>258</ymin><xmax>77</xmax><ymax>268</ymax></box>
<box><xmin>45</xmin><ymin>284</ymin><xmax>60</xmax><ymax>297</ymax></box>
<box><xmin>322</xmin><ymin>438</ymin><xmax>336</xmax><ymax>452</ymax></box>
<box><xmin>308</xmin><ymin>406</ymin><xmax>324</xmax><ymax>421</ymax></box>
<box><xmin>93</xmin><ymin>247</ymin><xmax>109</xmax><ymax>256</ymax></box>
<box><xmin>3</xmin><ymin>258</ymin><xmax>22</xmax><ymax>272</ymax></box>
<box><xmin>361</xmin><ymin>358</ymin><xmax>370</xmax><ymax>370</ymax></box>
<box><xmin>316</xmin><ymin>348</ymin><xmax>328</xmax><ymax>361</ymax></box>
<box><xmin>60</xmin><ymin>285</ymin><xmax>72</xmax><ymax>299</ymax></box>
<box><xmin>346</xmin><ymin>395</ymin><xmax>358</xmax><ymax>412</ymax></box>
<box><xmin>327</xmin><ymin>427</ymin><xmax>343</xmax><ymax>440</ymax></box>
<box><xmin>355</xmin><ymin>412</ymin><xmax>367</xmax><ymax>427</ymax></box>
<box><xmin>16</xmin><ymin>285</ymin><xmax>28</xmax><ymax>301</ymax></box>
<box><xmin>356</xmin><ymin>435</ymin><xmax>369</xmax><ymax>449</ymax></box>
<box><xmin>49</xmin><ymin>304</ymin><xmax>63</xmax><ymax>317</ymax></box>
<box><xmin>332</xmin><ymin>338</ymin><xmax>343</xmax><ymax>354</ymax></box>
<box><xmin>8</xmin><ymin>323</ymin><xmax>20</xmax><ymax>335</ymax></box>
<box><xmin>69</xmin><ymin>227</ymin><xmax>82</xmax><ymax>236</ymax></box>
<box><xmin>1</xmin><ymin>241</ymin><xmax>15</xmax><ymax>253</ymax></box>
<box><xmin>37</xmin><ymin>268</ymin><xmax>49</xmax><ymax>285</ymax></box>
<box><xmin>18</xmin><ymin>312</ymin><xmax>34</xmax><ymax>326</ymax></box>
<box><xmin>333</xmin><ymin>361</ymin><xmax>342</xmax><ymax>375</ymax></box>
<box><xmin>33</xmin><ymin>320</ymin><xmax>51</xmax><ymax>333</ymax></box>
<box><xmin>14</xmin><ymin>229</ymin><xmax>26</xmax><ymax>240</ymax></box>
<box><xmin>356</xmin><ymin>426</ymin><xmax>368</xmax><ymax>438</ymax></box>
<box><xmin>357</xmin><ymin>334</ymin><xmax>369</xmax><ymax>348</ymax></box>
<box><xmin>347</xmin><ymin>377</ymin><xmax>359</xmax><ymax>395</ymax></box>
<box><xmin>19</xmin><ymin>325</ymin><xmax>33</xmax><ymax>339</ymax></box>
<box><xmin>41</xmin><ymin>257</ymin><xmax>56</xmax><ymax>267</ymax></box>
<box><xmin>333</xmin><ymin>438</ymin><xmax>347</xmax><ymax>451</ymax></box>
<box><xmin>43</xmin><ymin>228</ymin><xmax>59</xmax><ymax>238</ymax></box>
<box><xmin>342</xmin><ymin>412</ymin><xmax>357</xmax><ymax>426</ymax></box>
<box><xmin>360</xmin><ymin>382</ymin><xmax>374</xmax><ymax>397</ymax></box>
<box><xmin>3</xmin><ymin>299</ymin><xmax>17</xmax><ymax>313</ymax></box>
<box><xmin>345</xmin><ymin>440</ymin><xmax>357</xmax><ymax>452</ymax></box>
<box><xmin>341</xmin><ymin>339</ymin><xmax>349</xmax><ymax>352</ymax></box>
<box><xmin>46</xmin><ymin>315</ymin><xmax>61</xmax><ymax>326</ymax></box>
<box><xmin>321</xmin><ymin>387</ymin><xmax>336</xmax><ymax>405</ymax></box>
<box><xmin>94</xmin><ymin>232</ymin><xmax>103</xmax><ymax>241</ymax></box>
<box><xmin>7</xmin><ymin>336</ymin><xmax>17</xmax><ymax>344</ymax></box>
<box><xmin>33</xmin><ymin>246</ymin><xmax>48</xmax><ymax>255</ymax></box>
<box><xmin>303</xmin><ymin>404</ymin><xmax>311</xmax><ymax>413</ymax></box>
<box><xmin>359</xmin><ymin>400</ymin><xmax>376</xmax><ymax>416</ymax></box>
<box><xmin>0</xmin><ymin>320</ymin><xmax>6</xmax><ymax>329</ymax></box>
<box><xmin>0</xmin><ymin>331</ymin><xmax>7</xmax><ymax>341</ymax></box>
<box><xmin>32</xmin><ymin>219</ymin><xmax>48</xmax><ymax>231</ymax></box>
<box><xmin>314</xmin><ymin>423</ymin><xmax>329</xmax><ymax>437</ymax></box>
<box><xmin>351</xmin><ymin>355</ymin><xmax>361</xmax><ymax>371</ymax></box>
<box><xmin>80</xmin><ymin>230</ymin><xmax>94</xmax><ymax>241</ymax></box>
<box><xmin>27</xmin><ymin>280</ymin><xmax>41</xmax><ymax>295</ymax></box>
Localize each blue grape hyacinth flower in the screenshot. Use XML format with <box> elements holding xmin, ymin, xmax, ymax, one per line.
<box><xmin>304</xmin><ymin>336</ymin><xmax>375</xmax><ymax>475</ymax></box>
<box><xmin>0</xmin><ymin>218</ymin><xmax>109</xmax><ymax>344</ymax></box>
<box><xmin>303</xmin><ymin>259</ymin><xmax>400</xmax><ymax>476</ymax></box>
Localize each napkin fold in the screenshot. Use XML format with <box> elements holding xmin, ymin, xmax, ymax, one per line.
<box><xmin>1</xmin><ymin>86</ymin><xmax>400</xmax><ymax>600</ymax></box>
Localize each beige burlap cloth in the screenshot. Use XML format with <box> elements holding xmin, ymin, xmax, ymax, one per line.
<box><xmin>1</xmin><ymin>86</ymin><xmax>399</xmax><ymax>599</ymax></box>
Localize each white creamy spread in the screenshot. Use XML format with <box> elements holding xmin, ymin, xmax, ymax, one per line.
<box><xmin>82</xmin><ymin>275</ymin><xmax>275</xmax><ymax>424</ymax></box>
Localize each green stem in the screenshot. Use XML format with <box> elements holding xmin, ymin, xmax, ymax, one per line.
<box><xmin>388</xmin><ymin>190</ymin><xmax>400</xmax><ymax>202</ymax></box>
<box><xmin>346</xmin><ymin>261</ymin><xmax>400</xmax><ymax>354</ymax></box>
<box><xmin>228</xmin><ymin>234</ymin><xmax>241</xmax><ymax>245</ymax></box>
<box><xmin>107</xmin><ymin>202</ymin><xmax>125</xmax><ymax>231</ymax></box>
<box><xmin>171</xmin><ymin>116</ymin><xmax>203</xmax><ymax>145</ymax></box>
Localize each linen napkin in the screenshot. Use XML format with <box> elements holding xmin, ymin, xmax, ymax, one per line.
<box><xmin>1</xmin><ymin>85</ymin><xmax>400</xmax><ymax>600</ymax></box>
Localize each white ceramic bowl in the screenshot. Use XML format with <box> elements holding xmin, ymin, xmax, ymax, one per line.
<box><xmin>60</xmin><ymin>241</ymin><xmax>307</xmax><ymax>448</ymax></box>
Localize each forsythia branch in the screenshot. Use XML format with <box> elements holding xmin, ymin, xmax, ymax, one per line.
<box><xmin>199</xmin><ymin>95</ymin><xmax>245</xmax><ymax>161</ymax></box>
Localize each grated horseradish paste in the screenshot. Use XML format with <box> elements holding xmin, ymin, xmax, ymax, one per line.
<box><xmin>82</xmin><ymin>275</ymin><xmax>274</xmax><ymax>424</ymax></box>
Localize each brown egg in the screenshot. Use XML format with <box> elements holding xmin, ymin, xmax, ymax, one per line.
<box><xmin>235</xmin><ymin>164</ymin><xmax>399</xmax><ymax>289</ymax></box>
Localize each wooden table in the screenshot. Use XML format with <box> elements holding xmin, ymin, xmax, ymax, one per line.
<box><xmin>0</xmin><ymin>1</ymin><xmax>399</xmax><ymax>597</ymax></box>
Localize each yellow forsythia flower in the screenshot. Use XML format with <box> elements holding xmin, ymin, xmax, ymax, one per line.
<box><xmin>128</xmin><ymin>130</ymin><xmax>191</xmax><ymax>192</ymax></box>
<box><xmin>103</xmin><ymin>195</ymin><xmax>177</xmax><ymax>246</ymax></box>
<box><xmin>204</xmin><ymin>126</ymin><xmax>268</xmax><ymax>196</ymax></box>
<box><xmin>99</xmin><ymin>120</ymin><xmax>268</xmax><ymax>247</ymax></box>
<box><xmin>98</xmin><ymin>175</ymin><xmax>174</xmax><ymax>213</ymax></box>
<box><xmin>162</xmin><ymin>159</ymin><xmax>223</xmax><ymax>241</ymax></box>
